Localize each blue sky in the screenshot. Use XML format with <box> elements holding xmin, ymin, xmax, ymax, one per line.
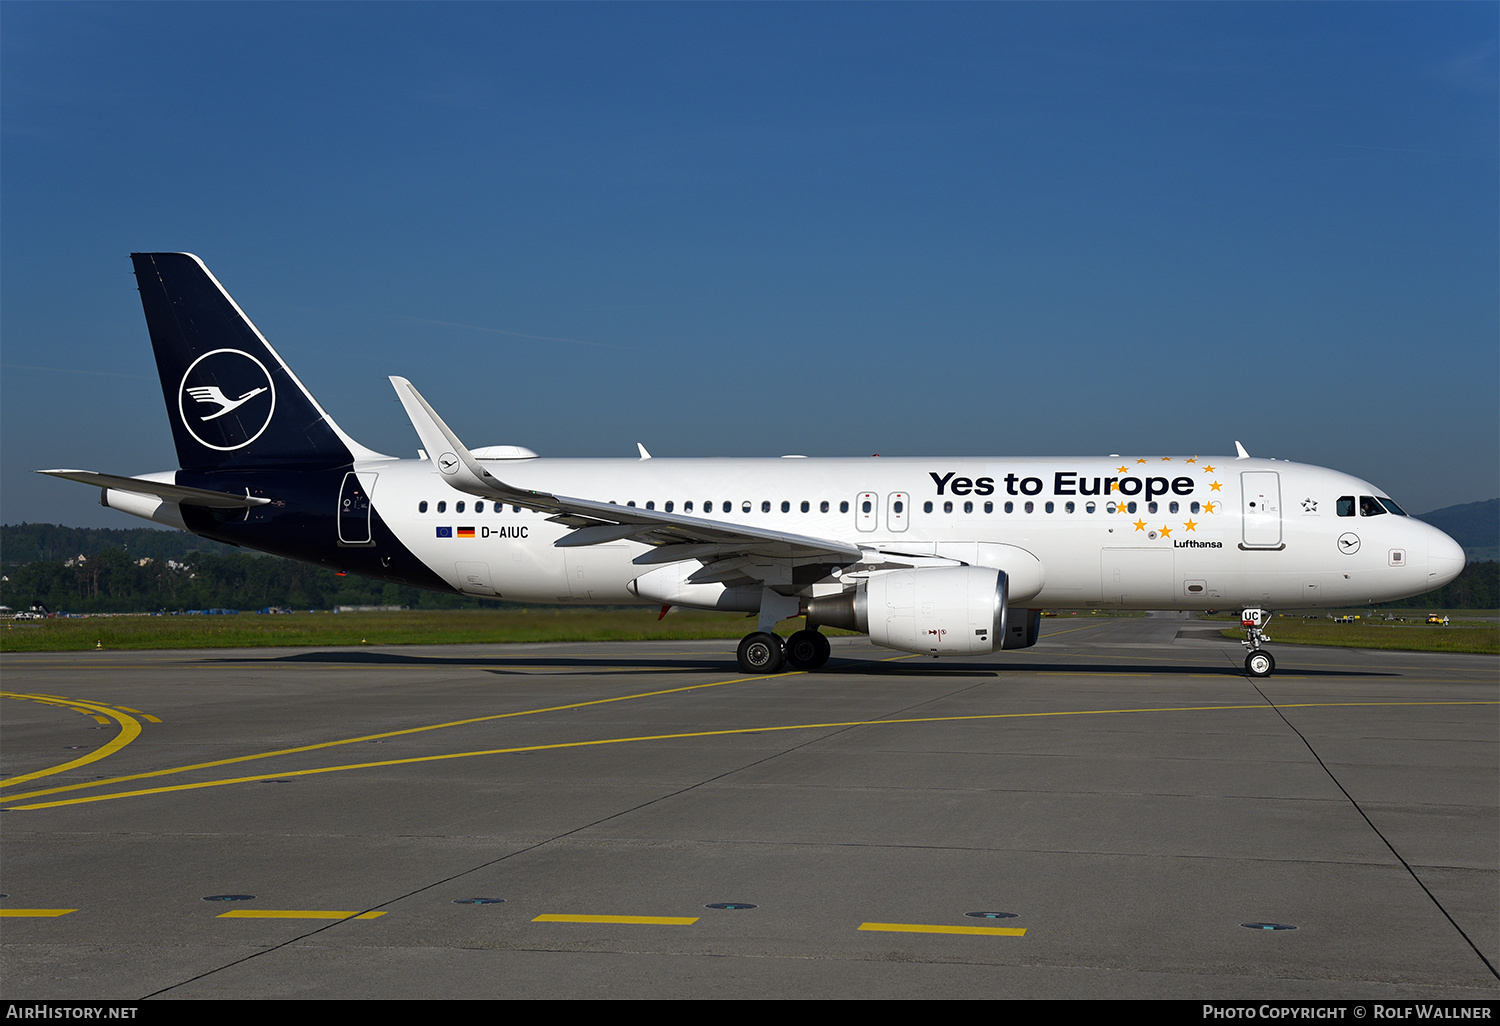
<box><xmin>3</xmin><ymin>2</ymin><xmax>1495</xmax><ymax>527</ymax></box>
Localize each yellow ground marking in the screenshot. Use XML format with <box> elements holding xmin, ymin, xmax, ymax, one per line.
<box><xmin>6</xmin><ymin>700</ymin><xmax>1493</xmax><ymax>812</ymax></box>
<box><xmin>0</xmin><ymin>693</ymin><xmax>144</xmax><ymax>788</ymax></box>
<box><xmin>1038</xmin><ymin>621</ymin><xmax>1113</xmax><ymax>638</ymax></box>
<box><xmin>114</xmin><ymin>707</ymin><xmax>162</xmax><ymax>723</ymax></box>
<box><xmin>216</xmin><ymin>910</ymin><xmax>385</xmax><ymax>920</ymax></box>
<box><xmin>859</xmin><ymin>922</ymin><xmax>1026</xmax><ymax>937</ymax></box>
<box><xmin>0</xmin><ymin>909</ymin><xmax>76</xmax><ymax>917</ymax></box>
<box><xmin>0</xmin><ymin>669</ymin><xmax>801</xmax><ymax>804</ymax></box>
<box><xmin>533</xmin><ymin>914</ymin><xmax>698</xmax><ymax>926</ymax></box>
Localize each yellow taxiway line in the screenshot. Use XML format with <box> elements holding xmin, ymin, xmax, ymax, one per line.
<box><xmin>533</xmin><ymin>914</ymin><xmax>699</xmax><ymax>926</ymax></box>
<box><xmin>0</xmin><ymin>909</ymin><xmax>76</xmax><ymax>917</ymax></box>
<box><xmin>0</xmin><ymin>669</ymin><xmax>800</xmax><ymax>804</ymax></box>
<box><xmin>859</xmin><ymin>922</ymin><xmax>1026</xmax><ymax>937</ymax></box>
<box><xmin>216</xmin><ymin>910</ymin><xmax>386</xmax><ymax>920</ymax></box>
<box><xmin>4</xmin><ymin>699</ymin><xmax>1492</xmax><ymax>812</ymax></box>
<box><xmin>0</xmin><ymin>693</ymin><xmax>145</xmax><ymax>788</ymax></box>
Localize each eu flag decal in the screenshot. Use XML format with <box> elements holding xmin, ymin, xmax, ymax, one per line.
<box><xmin>436</xmin><ymin>526</ymin><xmax>453</xmax><ymax>538</ymax></box>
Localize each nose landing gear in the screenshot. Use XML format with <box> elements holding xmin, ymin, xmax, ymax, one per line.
<box><xmin>1241</xmin><ymin>607</ymin><xmax>1276</xmax><ymax>677</ymax></box>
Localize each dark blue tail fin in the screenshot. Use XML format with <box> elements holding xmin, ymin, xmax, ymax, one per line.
<box><xmin>132</xmin><ymin>253</ymin><xmax>372</xmax><ymax>470</ymax></box>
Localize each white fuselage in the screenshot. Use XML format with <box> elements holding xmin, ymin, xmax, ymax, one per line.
<box><xmin>357</xmin><ymin>453</ymin><xmax>1464</xmax><ymax>610</ymax></box>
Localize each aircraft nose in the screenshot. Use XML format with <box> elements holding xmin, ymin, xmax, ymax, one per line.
<box><xmin>1426</xmin><ymin>528</ymin><xmax>1466</xmax><ymax>591</ymax></box>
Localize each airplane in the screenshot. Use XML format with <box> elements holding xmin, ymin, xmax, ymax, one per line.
<box><xmin>40</xmin><ymin>253</ymin><xmax>1467</xmax><ymax>677</ymax></box>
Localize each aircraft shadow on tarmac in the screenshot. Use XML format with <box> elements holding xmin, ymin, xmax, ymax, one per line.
<box><xmin>200</xmin><ymin>649</ymin><xmax>1399</xmax><ymax>679</ymax></box>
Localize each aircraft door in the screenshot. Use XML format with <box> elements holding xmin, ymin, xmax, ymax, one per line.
<box><xmin>338</xmin><ymin>472</ymin><xmax>375</xmax><ymax>546</ymax></box>
<box><xmin>888</xmin><ymin>492</ymin><xmax>909</xmax><ymax>532</ymax></box>
<box><xmin>856</xmin><ymin>492</ymin><xmax>878</xmax><ymax>532</ymax></box>
<box><xmin>1240</xmin><ymin>472</ymin><xmax>1283</xmax><ymax>549</ymax></box>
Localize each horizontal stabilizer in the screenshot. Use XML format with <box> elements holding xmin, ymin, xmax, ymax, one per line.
<box><xmin>37</xmin><ymin>470</ymin><xmax>271</xmax><ymax>509</ymax></box>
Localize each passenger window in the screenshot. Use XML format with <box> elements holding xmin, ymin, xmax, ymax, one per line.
<box><xmin>1004</xmin><ymin>501</ymin><xmax>1014</xmax><ymax>513</ymax></box>
<box><xmin>894</xmin><ymin>500</ymin><xmax>904</xmax><ymax>514</ymax></box>
<box><xmin>685</xmin><ymin>501</ymin><xmax>694</xmax><ymax>512</ymax></box>
<box><xmin>1359</xmin><ymin>495</ymin><xmax>1386</xmax><ymax>517</ymax></box>
<box><xmin>456</xmin><ymin>501</ymin><xmax>465</xmax><ymax>513</ymax></box>
<box><xmin>1086</xmin><ymin>502</ymin><xmax>1096</xmax><ymax>513</ymax></box>
<box><xmin>741</xmin><ymin>501</ymin><xmax>751</xmax><ymax>513</ymax></box>
<box><xmin>665</xmin><ymin>501</ymin><xmax>674</xmax><ymax>513</ymax></box>
<box><xmin>944</xmin><ymin>501</ymin><xmax>953</xmax><ymax>513</ymax></box>
<box><xmin>1024</xmin><ymin>501</ymin><xmax>1034</xmax><ymax>513</ymax></box>
<box><xmin>1169</xmin><ymin>501</ymin><xmax>1178</xmax><ymax>514</ymax></box>
<box><xmin>1065</xmin><ymin>501</ymin><xmax>1075</xmax><ymax>513</ymax></box>
<box><xmin>646</xmin><ymin>501</ymin><xmax>655</xmax><ymax>510</ymax></box>
<box><xmin>821</xmin><ymin>500</ymin><xmax>830</xmax><ymax>513</ymax></box>
<box><xmin>723</xmin><ymin>501</ymin><xmax>732</xmax><ymax>513</ymax></box>
<box><xmin>861</xmin><ymin>500</ymin><xmax>871</xmax><ymax>513</ymax></box>
<box><xmin>1045</xmin><ymin>501</ymin><xmax>1054</xmax><ymax>513</ymax></box>
<box><xmin>1337</xmin><ymin>496</ymin><xmax>1355</xmax><ymax>517</ymax></box>
<box><xmin>840</xmin><ymin>500</ymin><xmax>849</xmax><ymax>513</ymax></box>
<box><xmin>437</xmin><ymin>501</ymin><xmax>447</xmax><ymax>513</ymax></box>
<box><xmin>419</xmin><ymin>500</ymin><xmax>428</xmax><ymax>513</ymax></box>
<box><xmin>923</xmin><ymin>501</ymin><xmax>933</xmax><ymax>513</ymax></box>
<box><xmin>476</xmin><ymin>502</ymin><xmax>485</xmax><ymax>513</ymax></box>
<box><xmin>1127</xmin><ymin>501</ymin><xmax>1137</xmax><ymax>514</ymax></box>
<box><xmin>1190</xmin><ymin>502</ymin><xmax>1200</xmax><ymax>514</ymax></box>
<box><xmin>964</xmin><ymin>501</ymin><xmax>973</xmax><ymax>513</ymax></box>
<box><xmin>761</xmin><ymin>501</ymin><xmax>770</xmax><ymax>512</ymax></box>
<box><xmin>781</xmin><ymin>500</ymin><xmax>790</xmax><ymax>512</ymax></box>
<box><xmin>984</xmin><ymin>501</ymin><xmax>993</xmax><ymax>513</ymax></box>
<box><xmin>801</xmin><ymin>501</ymin><xmax>810</xmax><ymax>513</ymax></box>
<box><xmin>1147</xmin><ymin>502</ymin><xmax>1157</xmax><ymax>514</ymax></box>
<box><xmin>1106</xmin><ymin>502</ymin><xmax>1117</xmax><ymax>514</ymax></box>
<box><xmin>627</xmin><ymin>500</ymin><xmax>636</xmax><ymax>507</ymax></box>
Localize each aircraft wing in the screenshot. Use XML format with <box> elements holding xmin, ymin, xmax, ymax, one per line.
<box><xmin>37</xmin><ymin>470</ymin><xmax>272</xmax><ymax>509</ymax></box>
<box><xmin>389</xmin><ymin>376</ymin><xmax>863</xmax><ymax>565</ymax></box>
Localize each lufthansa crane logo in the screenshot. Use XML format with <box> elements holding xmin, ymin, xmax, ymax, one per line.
<box><xmin>177</xmin><ymin>349</ymin><xmax>277</xmax><ymax>451</ymax></box>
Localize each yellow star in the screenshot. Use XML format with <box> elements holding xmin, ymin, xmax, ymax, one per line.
<box><xmin>1133</xmin><ymin>518</ymin><xmax>1147</xmax><ymax>531</ymax></box>
<box><xmin>1111</xmin><ymin>481</ymin><xmax>1121</xmax><ymax>492</ymax></box>
<box><xmin>1117</xmin><ymin>466</ymin><xmax>1130</xmax><ymax>474</ymax></box>
<box><xmin>1159</xmin><ymin>525</ymin><xmax>1172</xmax><ymax>538</ymax></box>
<box><xmin>1203</xmin><ymin>501</ymin><xmax>1217</xmax><ymax>513</ymax></box>
<box><xmin>1209</xmin><ymin>480</ymin><xmax>1221</xmax><ymax>492</ymax></box>
<box><xmin>1160</xmin><ymin>456</ymin><xmax>1171</xmax><ymax>461</ymax></box>
<box><xmin>1186</xmin><ymin>457</ymin><xmax>1197</xmax><ymax>463</ymax></box>
<box><xmin>1137</xmin><ymin>458</ymin><xmax>1148</xmax><ymax>464</ymax></box>
<box><xmin>1183</xmin><ymin>518</ymin><xmax>1198</xmax><ymax>531</ymax></box>
<box><xmin>1201</xmin><ymin>464</ymin><xmax>1215</xmax><ymax>473</ymax></box>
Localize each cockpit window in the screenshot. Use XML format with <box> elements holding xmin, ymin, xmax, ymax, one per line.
<box><xmin>1359</xmin><ymin>495</ymin><xmax>1386</xmax><ymax>517</ymax></box>
<box><xmin>1337</xmin><ymin>496</ymin><xmax>1355</xmax><ymax>517</ymax></box>
<box><xmin>1377</xmin><ymin>497</ymin><xmax>1408</xmax><ymax>516</ymax></box>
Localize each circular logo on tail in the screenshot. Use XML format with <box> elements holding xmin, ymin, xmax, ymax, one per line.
<box><xmin>178</xmin><ymin>349</ymin><xmax>277</xmax><ymax>451</ymax></box>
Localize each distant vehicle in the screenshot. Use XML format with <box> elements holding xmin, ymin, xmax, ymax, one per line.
<box><xmin>1426</xmin><ymin>614</ymin><xmax>1449</xmax><ymax>626</ymax></box>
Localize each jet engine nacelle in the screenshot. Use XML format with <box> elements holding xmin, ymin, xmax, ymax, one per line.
<box><xmin>808</xmin><ymin>565</ymin><xmax>1010</xmax><ymax>656</ymax></box>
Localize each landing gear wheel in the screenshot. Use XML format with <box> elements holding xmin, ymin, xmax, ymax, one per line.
<box><xmin>1245</xmin><ymin>651</ymin><xmax>1275</xmax><ymax>677</ymax></box>
<box><xmin>785</xmin><ymin>629</ymin><xmax>831</xmax><ymax>670</ymax></box>
<box><xmin>738</xmin><ymin>632</ymin><xmax>786</xmax><ymax>673</ymax></box>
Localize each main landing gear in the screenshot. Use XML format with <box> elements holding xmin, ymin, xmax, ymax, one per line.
<box><xmin>1240</xmin><ymin>607</ymin><xmax>1276</xmax><ymax>677</ymax></box>
<box><xmin>736</xmin><ymin>628</ymin><xmax>831</xmax><ymax>673</ymax></box>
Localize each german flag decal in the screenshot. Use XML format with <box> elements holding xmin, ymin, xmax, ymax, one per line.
<box><xmin>457</xmin><ymin>526</ymin><xmax>476</xmax><ymax>538</ymax></box>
